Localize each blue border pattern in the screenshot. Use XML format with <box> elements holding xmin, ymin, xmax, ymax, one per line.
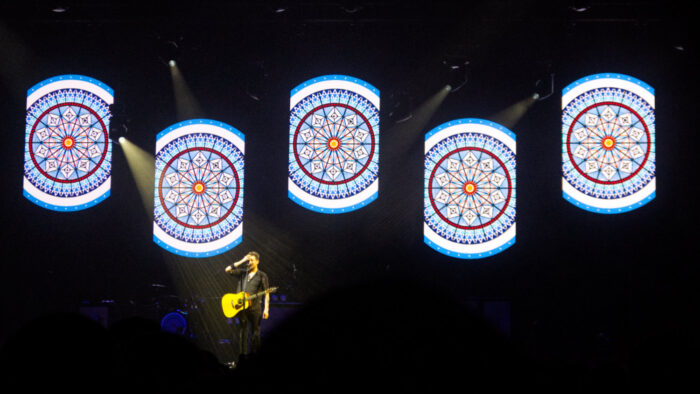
<box><xmin>23</xmin><ymin>189</ymin><xmax>110</xmax><ymax>212</ymax></box>
<box><xmin>563</xmin><ymin>191</ymin><xmax>656</xmax><ymax>214</ymax></box>
<box><xmin>562</xmin><ymin>73</ymin><xmax>654</xmax><ymax>96</ymax></box>
<box><xmin>27</xmin><ymin>74</ymin><xmax>114</xmax><ymax>97</ymax></box>
<box><xmin>153</xmin><ymin>234</ymin><xmax>242</xmax><ymax>258</ymax></box>
<box><xmin>424</xmin><ymin>234</ymin><xmax>515</xmax><ymax>260</ymax></box>
<box><xmin>290</xmin><ymin>74</ymin><xmax>380</xmax><ymax>97</ymax></box>
<box><xmin>156</xmin><ymin>118</ymin><xmax>245</xmax><ymax>142</ymax></box>
<box><xmin>425</xmin><ymin>118</ymin><xmax>517</xmax><ymax>142</ymax></box>
<box><xmin>287</xmin><ymin>190</ymin><xmax>378</xmax><ymax>214</ymax></box>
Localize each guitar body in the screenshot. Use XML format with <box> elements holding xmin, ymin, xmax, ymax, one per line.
<box><xmin>221</xmin><ymin>287</ymin><xmax>277</xmax><ymax>318</ymax></box>
<box><xmin>221</xmin><ymin>292</ymin><xmax>250</xmax><ymax>318</ymax></box>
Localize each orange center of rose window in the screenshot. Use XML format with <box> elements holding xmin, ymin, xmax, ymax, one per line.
<box><xmin>193</xmin><ymin>182</ymin><xmax>206</xmax><ymax>194</ymax></box>
<box><xmin>463</xmin><ymin>182</ymin><xmax>477</xmax><ymax>195</ymax></box>
<box><xmin>602</xmin><ymin>137</ymin><xmax>616</xmax><ymax>150</ymax></box>
<box><xmin>62</xmin><ymin>137</ymin><xmax>75</xmax><ymax>149</ymax></box>
<box><xmin>327</xmin><ymin>137</ymin><xmax>341</xmax><ymax>150</ymax></box>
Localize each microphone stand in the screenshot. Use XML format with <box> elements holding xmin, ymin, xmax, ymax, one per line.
<box><xmin>236</xmin><ymin>261</ymin><xmax>250</xmax><ymax>361</ymax></box>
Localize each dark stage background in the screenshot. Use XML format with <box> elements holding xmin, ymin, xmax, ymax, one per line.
<box><xmin>0</xmin><ymin>0</ymin><xmax>697</xmax><ymax>370</ymax></box>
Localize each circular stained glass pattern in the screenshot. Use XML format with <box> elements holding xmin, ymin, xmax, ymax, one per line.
<box><xmin>424</xmin><ymin>119</ymin><xmax>516</xmax><ymax>259</ymax></box>
<box><xmin>428</xmin><ymin>146</ymin><xmax>513</xmax><ymax>230</ymax></box>
<box><xmin>23</xmin><ymin>76</ymin><xmax>113</xmax><ymax>211</ymax></box>
<box><xmin>28</xmin><ymin>103</ymin><xmax>109</xmax><ymax>183</ymax></box>
<box><xmin>562</xmin><ymin>73</ymin><xmax>655</xmax><ymax>213</ymax></box>
<box><xmin>292</xmin><ymin>103</ymin><xmax>375</xmax><ymax>185</ymax></box>
<box><xmin>154</xmin><ymin>120</ymin><xmax>244</xmax><ymax>258</ymax></box>
<box><xmin>289</xmin><ymin>75</ymin><xmax>379</xmax><ymax>213</ymax></box>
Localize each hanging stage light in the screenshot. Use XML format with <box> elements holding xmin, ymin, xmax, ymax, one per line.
<box><xmin>533</xmin><ymin>72</ymin><xmax>555</xmax><ymax>101</ymax></box>
<box><xmin>441</xmin><ymin>56</ymin><xmax>470</xmax><ymax>93</ymax></box>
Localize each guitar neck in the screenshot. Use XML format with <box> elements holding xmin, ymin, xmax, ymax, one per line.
<box><xmin>246</xmin><ymin>287</ymin><xmax>276</xmax><ymax>301</ymax></box>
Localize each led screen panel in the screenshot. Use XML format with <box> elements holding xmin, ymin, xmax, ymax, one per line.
<box><xmin>153</xmin><ymin>119</ymin><xmax>244</xmax><ymax>258</ymax></box>
<box><xmin>562</xmin><ymin>73</ymin><xmax>655</xmax><ymax>213</ymax></box>
<box><xmin>424</xmin><ymin>119</ymin><xmax>516</xmax><ymax>259</ymax></box>
<box><xmin>289</xmin><ymin>75</ymin><xmax>380</xmax><ymax>213</ymax></box>
<box><xmin>24</xmin><ymin>75</ymin><xmax>113</xmax><ymax>211</ymax></box>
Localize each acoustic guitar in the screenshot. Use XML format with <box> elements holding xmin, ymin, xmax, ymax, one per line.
<box><xmin>221</xmin><ymin>287</ymin><xmax>278</xmax><ymax>318</ymax></box>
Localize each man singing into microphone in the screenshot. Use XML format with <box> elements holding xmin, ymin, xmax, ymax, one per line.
<box><xmin>225</xmin><ymin>251</ymin><xmax>270</xmax><ymax>359</ymax></box>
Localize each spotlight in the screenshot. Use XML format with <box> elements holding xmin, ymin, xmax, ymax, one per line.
<box><xmin>569</xmin><ymin>0</ymin><xmax>591</xmax><ymax>12</ymax></box>
<box><xmin>388</xmin><ymin>89</ymin><xmax>414</xmax><ymax>124</ymax></box>
<box><xmin>157</xmin><ymin>38</ymin><xmax>180</xmax><ymax>67</ymax></box>
<box><xmin>442</xmin><ymin>57</ymin><xmax>469</xmax><ymax>70</ymax></box>
<box><xmin>110</xmin><ymin>102</ymin><xmax>130</xmax><ymax>141</ymax></box>
<box><xmin>52</xmin><ymin>6</ymin><xmax>68</xmax><ymax>13</ymax></box>
<box><xmin>340</xmin><ymin>2</ymin><xmax>362</xmax><ymax>13</ymax></box>
<box><xmin>441</xmin><ymin>56</ymin><xmax>470</xmax><ymax>93</ymax></box>
<box><xmin>244</xmin><ymin>60</ymin><xmax>267</xmax><ymax>102</ymax></box>
<box><xmin>118</xmin><ymin>136</ymin><xmax>126</xmax><ymax>144</ymax></box>
<box><xmin>533</xmin><ymin>73</ymin><xmax>555</xmax><ymax>101</ymax></box>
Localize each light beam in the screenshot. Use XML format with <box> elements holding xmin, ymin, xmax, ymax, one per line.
<box><xmin>118</xmin><ymin>137</ymin><xmax>155</xmax><ymax>219</ymax></box>
<box><xmin>169</xmin><ymin>63</ymin><xmax>204</xmax><ymax>121</ymax></box>
<box><xmin>488</xmin><ymin>95</ymin><xmax>537</xmax><ymax>129</ymax></box>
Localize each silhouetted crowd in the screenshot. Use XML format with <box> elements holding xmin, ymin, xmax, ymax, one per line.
<box><xmin>1</xmin><ymin>276</ymin><xmax>695</xmax><ymax>393</ymax></box>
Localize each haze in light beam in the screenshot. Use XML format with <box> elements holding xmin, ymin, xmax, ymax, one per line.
<box><xmin>119</xmin><ymin>138</ymin><xmax>155</xmax><ymax>219</ymax></box>
<box><xmin>388</xmin><ymin>84</ymin><xmax>452</xmax><ymax>155</ymax></box>
<box><xmin>488</xmin><ymin>96</ymin><xmax>537</xmax><ymax>129</ymax></box>
<box><xmin>170</xmin><ymin>63</ymin><xmax>203</xmax><ymax>121</ymax></box>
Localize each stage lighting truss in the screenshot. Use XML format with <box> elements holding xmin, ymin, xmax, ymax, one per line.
<box><xmin>562</xmin><ymin>73</ymin><xmax>655</xmax><ymax>213</ymax></box>
<box><xmin>23</xmin><ymin>75</ymin><xmax>114</xmax><ymax>211</ymax></box>
<box><xmin>153</xmin><ymin>119</ymin><xmax>245</xmax><ymax>258</ymax></box>
<box><xmin>288</xmin><ymin>75</ymin><xmax>380</xmax><ymax>213</ymax></box>
<box><xmin>424</xmin><ymin>119</ymin><xmax>516</xmax><ymax>259</ymax></box>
